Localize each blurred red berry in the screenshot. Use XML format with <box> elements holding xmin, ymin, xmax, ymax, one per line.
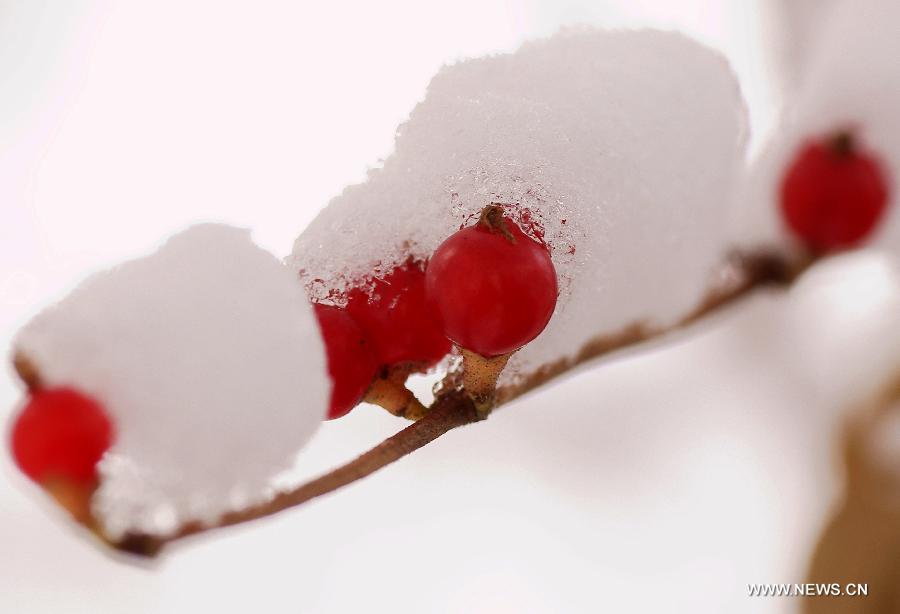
<box><xmin>313</xmin><ymin>303</ymin><xmax>378</xmax><ymax>419</ymax></box>
<box><xmin>345</xmin><ymin>260</ymin><xmax>451</xmax><ymax>369</ymax></box>
<box><xmin>10</xmin><ymin>388</ymin><xmax>114</xmax><ymax>484</ymax></box>
<box><xmin>425</xmin><ymin>206</ymin><xmax>558</xmax><ymax>357</ymax></box>
<box><xmin>780</xmin><ymin>132</ymin><xmax>889</xmax><ymax>252</ymax></box>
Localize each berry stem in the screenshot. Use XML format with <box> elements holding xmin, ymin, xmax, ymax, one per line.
<box><xmin>40</xmin><ymin>478</ymin><xmax>130</xmax><ymax>553</ymax></box>
<box><xmin>364</xmin><ymin>376</ymin><xmax>429</xmax><ymax>420</ymax></box>
<box><xmin>460</xmin><ymin>349</ymin><xmax>512</xmax><ymax>418</ymax></box>
<box><xmin>13</xmin><ymin>354</ymin><xmax>42</xmax><ymax>391</ymax></box>
<box><xmin>828</xmin><ymin>130</ymin><xmax>854</xmax><ymax>157</ymax></box>
<box><xmin>44</xmin><ymin>477</ymin><xmax>98</xmax><ymax>525</ymax></box>
<box><xmin>477</xmin><ymin>203</ymin><xmax>517</xmax><ymax>243</ymax></box>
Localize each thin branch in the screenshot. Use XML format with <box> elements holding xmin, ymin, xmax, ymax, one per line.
<box><xmin>119</xmin><ymin>391</ymin><xmax>480</xmax><ymax>556</ymax></box>
<box><xmin>118</xmin><ymin>249</ymin><xmax>808</xmax><ymax>556</ymax></box>
<box><xmin>497</xmin><ymin>249</ymin><xmax>803</xmax><ymax>405</ymax></box>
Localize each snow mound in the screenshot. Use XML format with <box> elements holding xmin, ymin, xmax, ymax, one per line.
<box><xmin>14</xmin><ymin>224</ymin><xmax>329</xmax><ymax>538</ymax></box>
<box><xmin>289</xmin><ymin>28</ymin><xmax>748</xmax><ymax>386</ymax></box>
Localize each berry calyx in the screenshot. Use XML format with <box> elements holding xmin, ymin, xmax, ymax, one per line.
<box><xmin>10</xmin><ymin>388</ymin><xmax>114</xmax><ymax>485</ymax></box>
<box><xmin>313</xmin><ymin>303</ymin><xmax>378</xmax><ymax>419</ymax></box>
<box><xmin>780</xmin><ymin>131</ymin><xmax>890</xmax><ymax>252</ymax></box>
<box><xmin>345</xmin><ymin>259</ymin><xmax>451</xmax><ymax>370</ymax></box>
<box><xmin>426</xmin><ymin>205</ymin><xmax>558</xmax><ymax>357</ymax></box>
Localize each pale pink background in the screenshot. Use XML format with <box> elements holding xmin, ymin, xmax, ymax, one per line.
<box><xmin>0</xmin><ymin>2</ymin><xmax>840</xmax><ymax>612</ymax></box>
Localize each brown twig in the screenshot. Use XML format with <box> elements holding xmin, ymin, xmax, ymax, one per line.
<box><xmin>120</xmin><ymin>390</ymin><xmax>480</xmax><ymax>556</ymax></box>
<box><xmin>496</xmin><ymin>249</ymin><xmax>803</xmax><ymax>405</ymax></box>
<box><xmin>98</xmin><ymin>249</ymin><xmax>809</xmax><ymax>555</ymax></box>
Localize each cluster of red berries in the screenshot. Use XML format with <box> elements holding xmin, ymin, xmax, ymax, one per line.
<box><xmin>780</xmin><ymin>131</ymin><xmax>890</xmax><ymax>252</ymax></box>
<box><xmin>312</xmin><ymin>259</ymin><xmax>453</xmax><ymax>419</ymax></box>
<box><xmin>10</xmin><ymin>388</ymin><xmax>114</xmax><ymax>487</ymax></box>
<box><xmin>314</xmin><ymin>205</ymin><xmax>559</xmax><ymax>419</ymax></box>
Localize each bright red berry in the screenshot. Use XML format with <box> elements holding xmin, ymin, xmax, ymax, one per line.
<box><xmin>313</xmin><ymin>303</ymin><xmax>378</xmax><ymax>419</ymax></box>
<box><xmin>780</xmin><ymin>132</ymin><xmax>890</xmax><ymax>252</ymax></box>
<box><xmin>345</xmin><ymin>260</ymin><xmax>451</xmax><ymax>369</ymax></box>
<box><xmin>425</xmin><ymin>205</ymin><xmax>558</xmax><ymax>357</ymax></box>
<box><xmin>10</xmin><ymin>388</ymin><xmax>114</xmax><ymax>484</ymax></box>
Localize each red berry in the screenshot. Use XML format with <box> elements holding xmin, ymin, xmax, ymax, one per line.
<box><xmin>425</xmin><ymin>206</ymin><xmax>558</xmax><ymax>357</ymax></box>
<box><xmin>345</xmin><ymin>260</ymin><xmax>451</xmax><ymax>369</ymax></box>
<box><xmin>780</xmin><ymin>132</ymin><xmax>890</xmax><ymax>252</ymax></box>
<box><xmin>10</xmin><ymin>388</ymin><xmax>114</xmax><ymax>484</ymax></box>
<box><xmin>313</xmin><ymin>303</ymin><xmax>378</xmax><ymax>419</ymax></box>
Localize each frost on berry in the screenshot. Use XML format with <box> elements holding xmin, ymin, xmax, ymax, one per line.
<box><xmin>289</xmin><ymin>29</ymin><xmax>747</xmax><ymax>389</ymax></box>
<box><xmin>734</xmin><ymin>0</ymin><xmax>899</xmax><ymax>257</ymax></box>
<box><xmin>13</xmin><ymin>224</ymin><xmax>329</xmax><ymax>539</ymax></box>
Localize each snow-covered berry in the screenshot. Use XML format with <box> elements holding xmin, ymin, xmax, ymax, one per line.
<box><xmin>313</xmin><ymin>303</ymin><xmax>377</xmax><ymax>419</ymax></box>
<box><xmin>780</xmin><ymin>132</ymin><xmax>890</xmax><ymax>252</ymax></box>
<box><xmin>290</xmin><ymin>30</ymin><xmax>746</xmax><ymax>386</ymax></box>
<box><xmin>345</xmin><ymin>260</ymin><xmax>451</xmax><ymax>369</ymax></box>
<box><xmin>426</xmin><ymin>206</ymin><xmax>558</xmax><ymax>357</ymax></box>
<box><xmin>10</xmin><ymin>388</ymin><xmax>114</xmax><ymax>484</ymax></box>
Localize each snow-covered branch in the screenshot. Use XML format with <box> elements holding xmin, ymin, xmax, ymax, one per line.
<box><xmin>118</xmin><ymin>248</ymin><xmax>802</xmax><ymax>556</ymax></box>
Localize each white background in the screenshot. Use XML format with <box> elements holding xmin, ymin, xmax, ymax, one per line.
<box><xmin>0</xmin><ymin>2</ymin><xmax>846</xmax><ymax>612</ymax></box>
